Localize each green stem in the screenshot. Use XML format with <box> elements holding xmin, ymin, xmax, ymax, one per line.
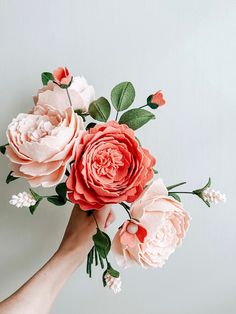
<box><xmin>66</xmin><ymin>88</ymin><xmax>73</xmax><ymax>107</ymax></box>
<box><xmin>139</xmin><ymin>104</ymin><xmax>148</xmax><ymax>109</ymax></box>
<box><xmin>171</xmin><ymin>191</ymin><xmax>193</xmax><ymax>194</ymax></box>
<box><xmin>120</xmin><ymin>202</ymin><xmax>132</xmax><ymax>219</ymax></box>
<box><xmin>92</xmin><ymin>212</ymin><xmax>99</xmax><ymax>228</ymax></box>
<box><xmin>115</xmin><ymin>111</ymin><xmax>119</xmax><ymax>121</ymax></box>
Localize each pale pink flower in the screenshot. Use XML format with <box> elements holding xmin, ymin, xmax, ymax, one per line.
<box><xmin>6</xmin><ymin>105</ymin><xmax>84</xmax><ymax>187</ymax></box>
<box><xmin>112</xmin><ymin>179</ymin><xmax>190</xmax><ymax>269</ymax></box>
<box><xmin>34</xmin><ymin>76</ymin><xmax>95</xmax><ymax>113</ymax></box>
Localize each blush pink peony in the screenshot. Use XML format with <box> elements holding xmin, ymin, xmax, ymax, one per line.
<box><xmin>6</xmin><ymin>105</ymin><xmax>84</xmax><ymax>187</ymax></box>
<box><xmin>66</xmin><ymin>121</ymin><xmax>156</xmax><ymax>210</ymax></box>
<box><xmin>112</xmin><ymin>179</ymin><xmax>190</xmax><ymax>268</ymax></box>
<box><xmin>34</xmin><ymin>76</ymin><xmax>95</xmax><ymax>113</ymax></box>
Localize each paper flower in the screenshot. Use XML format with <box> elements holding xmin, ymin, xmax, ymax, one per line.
<box><xmin>112</xmin><ymin>179</ymin><xmax>190</xmax><ymax>269</ymax></box>
<box><xmin>6</xmin><ymin>105</ymin><xmax>84</xmax><ymax>187</ymax></box>
<box><xmin>9</xmin><ymin>192</ymin><xmax>36</xmax><ymax>208</ymax></box>
<box><xmin>104</xmin><ymin>272</ymin><xmax>122</xmax><ymax>294</ymax></box>
<box><xmin>66</xmin><ymin>121</ymin><xmax>156</xmax><ymax>210</ymax></box>
<box><xmin>34</xmin><ymin>76</ymin><xmax>95</xmax><ymax>113</ymax></box>
<box><xmin>53</xmin><ymin>67</ymin><xmax>72</xmax><ymax>86</ymax></box>
<box><xmin>203</xmin><ymin>187</ymin><xmax>226</xmax><ymax>204</ymax></box>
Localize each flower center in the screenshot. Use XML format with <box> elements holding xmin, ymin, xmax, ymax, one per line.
<box><xmin>126</xmin><ymin>222</ymin><xmax>138</xmax><ymax>234</ymax></box>
<box><xmin>93</xmin><ymin>148</ymin><xmax>124</xmax><ymax>177</ymax></box>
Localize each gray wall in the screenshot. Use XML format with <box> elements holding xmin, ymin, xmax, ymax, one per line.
<box><xmin>0</xmin><ymin>0</ymin><xmax>235</xmax><ymax>313</ymax></box>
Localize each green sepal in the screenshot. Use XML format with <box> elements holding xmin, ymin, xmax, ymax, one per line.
<box><xmin>55</xmin><ymin>182</ymin><xmax>67</xmax><ymax>201</ymax></box>
<box><xmin>86</xmin><ymin>122</ymin><xmax>97</xmax><ymax>131</ymax></box>
<box><xmin>169</xmin><ymin>192</ymin><xmax>181</xmax><ymax>202</ymax></box>
<box><xmin>92</xmin><ymin>228</ymin><xmax>111</xmax><ymax>258</ymax></box>
<box><xmin>47</xmin><ymin>195</ymin><xmax>67</xmax><ymax>206</ymax></box>
<box><xmin>102</xmin><ymin>270</ymin><xmax>107</xmax><ymax>287</ymax></box>
<box><xmin>193</xmin><ymin>177</ymin><xmax>211</xmax><ymax>207</ymax></box>
<box><xmin>119</xmin><ymin>108</ymin><xmax>155</xmax><ymax>130</ymax></box>
<box><xmin>167</xmin><ymin>182</ymin><xmax>187</xmax><ymax>191</ymax></box>
<box><xmin>111</xmin><ymin>81</ymin><xmax>135</xmax><ymax>111</ymax></box>
<box><xmin>107</xmin><ymin>263</ymin><xmax>120</xmax><ymax>278</ymax></box>
<box><xmin>0</xmin><ymin>144</ymin><xmax>8</xmax><ymax>155</ymax></box>
<box><xmin>41</xmin><ymin>72</ymin><xmax>54</xmax><ymax>85</ymax></box>
<box><xmin>6</xmin><ymin>171</ymin><xmax>19</xmax><ymax>184</ymax></box>
<box><xmin>29</xmin><ymin>200</ymin><xmax>41</xmax><ymax>215</ymax></box>
<box><xmin>89</xmin><ymin>97</ymin><xmax>111</xmax><ymax>122</ymax></box>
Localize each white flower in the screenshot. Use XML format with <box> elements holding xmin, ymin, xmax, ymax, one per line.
<box><xmin>203</xmin><ymin>187</ymin><xmax>226</xmax><ymax>204</ymax></box>
<box><xmin>9</xmin><ymin>192</ymin><xmax>36</xmax><ymax>208</ymax></box>
<box><xmin>104</xmin><ymin>273</ymin><xmax>122</xmax><ymax>294</ymax></box>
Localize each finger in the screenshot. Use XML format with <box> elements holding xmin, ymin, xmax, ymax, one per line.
<box><xmin>105</xmin><ymin>210</ymin><xmax>116</xmax><ymax>228</ymax></box>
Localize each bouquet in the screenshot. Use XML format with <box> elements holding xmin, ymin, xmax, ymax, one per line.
<box><xmin>0</xmin><ymin>67</ymin><xmax>226</xmax><ymax>294</ymax></box>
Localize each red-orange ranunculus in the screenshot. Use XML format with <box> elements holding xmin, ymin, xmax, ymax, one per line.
<box><xmin>66</xmin><ymin>121</ymin><xmax>156</xmax><ymax>210</ymax></box>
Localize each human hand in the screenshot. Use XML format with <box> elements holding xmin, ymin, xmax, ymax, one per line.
<box><xmin>57</xmin><ymin>205</ymin><xmax>115</xmax><ymax>266</ymax></box>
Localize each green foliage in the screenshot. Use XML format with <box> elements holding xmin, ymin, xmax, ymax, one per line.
<box><xmin>111</xmin><ymin>81</ymin><xmax>135</xmax><ymax>111</ymax></box>
<box><xmin>93</xmin><ymin>229</ymin><xmax>111</xmax><ymax>258</ymax></box>
<box><xmin>0</xmin><ymin>144</ymin><xmax>7</xmax><ymax>155</ymax></box>
<box><xmin>86</xmin><ymin>122</ymin><xmax>96</xmax><ymax>131</ymax></box>
<box><xmin>29</xmin><ymin>189</ymin><xmax>43</xmax><ymax>215</ymax></box>
<box><xmin>46</xmin><ymin>182</ymin><xmax>67</xmax><ymax>206</ymax></box>
<box><xmin>193</xmin><ymin>177</ymin><xmax>211</xmax><ymax>207</ymax></box>
<box><xmin>6</xmin><ymin>171</ymin><xmax>19</xmax><ymax>184</ymax></box>
<box><xmin>89</xmin><ymin>97</ymin><xmax>111</xmax><ymax>122</ymax></box>
<box><xmin>167</xmin><ymin>182</ymin><xmax>187</xmax><ymax>191</ymax></box>
<box><xmin>41</xmin><ymin>72</ymin><xmax>54</xmax><ymax>85</ymax></box>
<box><xmin>119</xmin><ymin>108</ymin><xmax>155</xmax><ymax>130</ymax></box>
<box><xmin>169</xmin><ymin>192</ymin><xmax>181</xmax><ymax>202</ymax></box>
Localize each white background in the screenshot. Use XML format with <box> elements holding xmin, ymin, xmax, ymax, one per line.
<box><xmin>0</xmin><ymin>0</ymin><xmax>235</xmax><ymax>313</ymax></box>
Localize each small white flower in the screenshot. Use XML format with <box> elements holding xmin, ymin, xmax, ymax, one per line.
<box><xmin>203</xmin><ymin>187</ymin><xmax>226</xmax><ymax>204</ymax></box>
<box><xmin>104</xmin><ymin>272</ymin><xmax>122</xmax><ymax>294</ymax></box>
<box><xmin>9</xmin><ymin>192</ymin><xmax>36</xmax><ymax>208</ymax></box>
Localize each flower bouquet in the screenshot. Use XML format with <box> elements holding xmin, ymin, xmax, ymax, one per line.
<box><xmin>0</xmin><ymin>67</ymin><xmax>226</xmax><ymax>294</ymax></box>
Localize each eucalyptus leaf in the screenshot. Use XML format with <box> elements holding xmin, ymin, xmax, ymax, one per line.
<box><xmin>89</xmin><ymin>97</ymin><xmax>111</xmax><ymax>122</ymax></box>
<box><xmin>111</xmin><ymin>81</ymin><xmax>135</xmax><ymax>111</ymax></box>
<box><xmin>119</xmin><ymin>108</ymin><xmax>155</xmax><ymax>130</ymax></box>
<box><xmin>41</xmin><ymin>72</ymin><xmax>54</xmax><ymax>86</ymax></box>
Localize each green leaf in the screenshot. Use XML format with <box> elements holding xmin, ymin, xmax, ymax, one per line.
<box><xmin>92</xmin><ymin>229</ymin><xmax>111</xmax><ymax>258</ymax></box>
<box><xmin>169</xmin><ymin>192</ymin><xmax>181</xmax><ymax>202</ymax></box>
<box><xmin>119</xmin><ymin>108</ymin><xmax>155</xmax><ymax>130</ymax></box>
<box><xmin>111</xmin><ymin>82</ymin><xmax>135</xmax><ymax>111</ymax></box>
<box><xmin>86</xmin><ymin>122</ymin><xmax>96</xmax><ymax>131</ymax></box>
<box><xmin>107</xmin><ymin>263</ymin><xmax>120</xmax><ymax>278</ymax></box>
<box><xmin>55</xmin><ymin>182</ymin><xmax>67</xmax><ymax>201</ymax></box>
<box><xmin>0</xmin><ymin>144</ymin><xmax>8</xmax><ymax>155</ymax></box>
<box><xmin>167</xmin><ymin>182</ymin><xmax>187</xmax><ymax>191</ymax></box>
<box><xmin>41</xmin><ymin>72</ymin><xmax>54</xmax><ymax>86</ymax></box>
<box><xmin>6</xmin><ymin>171</ymin><xmax>19</xmax><ymax>184</ymax></box>
<box><xmin>29</xmin><ymin>189</ymin><xmax>42</xmax><ymax>202</ymax></box>
<box><xmin>29</xmin><ymin>199</ymin><xmax>41</xmax><ymax>215</ymax></box>
<box><xmin>193</xmin><ymin>178</ymin><xmax>211</xmax><ymax>207</ymax></box>
<box><xmin>153</xmin><ymin>168</ymin><xmax>158</xmax><ymax>174</ymax></box>
<box><xmin>89</xmin><ymin>97</ymin><xmax>111</xmax><ymax>122</ymax></box>
<box><xmin>47</xmin><ymin>195</ymin><xmax>66</xmax><ymax>206</ymax></box>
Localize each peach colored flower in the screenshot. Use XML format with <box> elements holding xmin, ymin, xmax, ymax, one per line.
<box><xmin>151</xmin><ymin>90</ymin><xmax>166</xmax><ymax>107</ymax></box>
<box><xmin>6</xmin><ymin>105</ymin><xmax>84</xmax><ymax>187</ymax></box>
<box><xmin>53</xmin><ymin>67</ymin><xmax>72</xmax><ymax>85</ymax></box>
<box><xmin>118</xmin><ymin>219</ymin><xmax>147</xmax><ymax>248</ymax></box>
<box><xmin>112</xmin><ymin>179</ymin><xmax>190</xmax><ymax>268</ymax></box>
<box><xmin>34</xmin><ymin>76</ymin><xmax>95</xmax><ymax>113</ymax></box>
<box><xmin>66</xmin><ymin>121</ymin><xmax>156</xmax><ymax>210</ymax></box>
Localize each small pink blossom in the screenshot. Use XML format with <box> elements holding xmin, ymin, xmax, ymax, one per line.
<box><xmin>53</xmin><ymin>67</ymin><xmax>72</xmax><ymax>85</ymax></box>
<box><xmin>151</xmin><ymin>90</ymin><xmax>166</xmax><ymax>107</ymax></box>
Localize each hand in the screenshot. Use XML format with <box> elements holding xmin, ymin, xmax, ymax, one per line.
<box><xmin>57</xmin><ymin>205</ymin><xmax>115</xmax><ymax>265</ymax></box>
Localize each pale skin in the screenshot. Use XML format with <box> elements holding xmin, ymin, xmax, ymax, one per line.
<box><xmin>0</xmin><ymin>205</ymin><xmax>115</xmax><ymax>314</ymax></box>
